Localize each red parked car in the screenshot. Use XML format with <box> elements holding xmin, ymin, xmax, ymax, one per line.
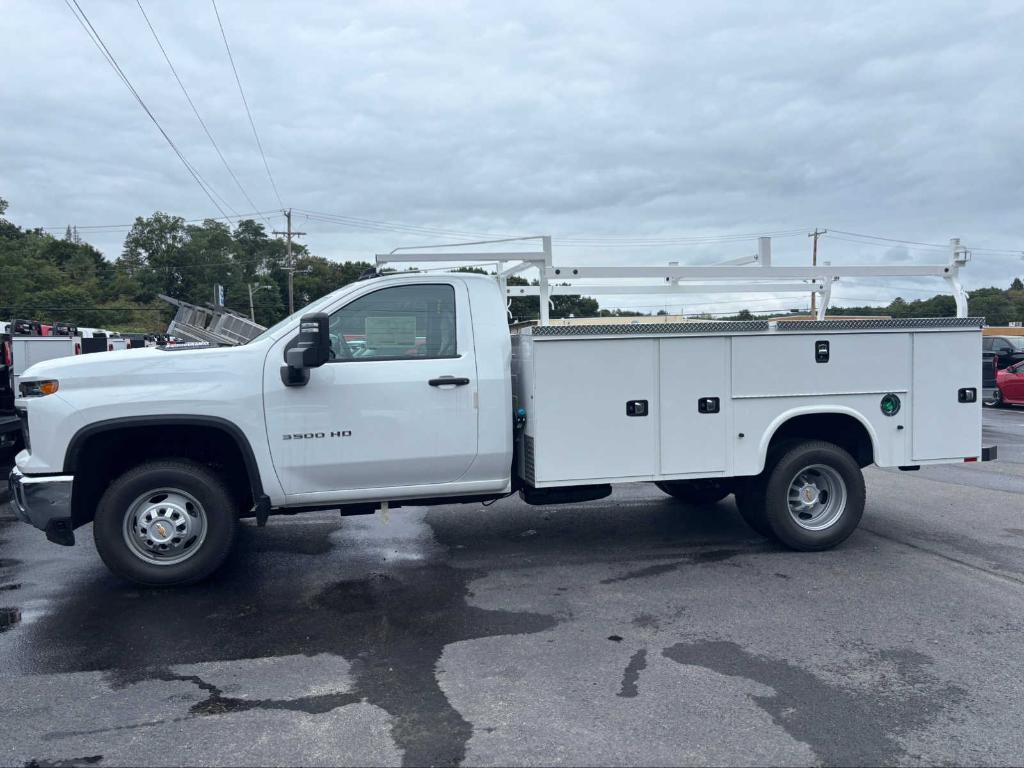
<box><xmin>993</xmin><ymin>361</ymin><xmax>1024</xmax><ymax>407</ymax></box>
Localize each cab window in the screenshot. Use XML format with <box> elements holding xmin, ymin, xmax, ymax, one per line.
<box><xmin>328</xmin><ymin>284</ymin><xmax>456</xmax><ymax>361</ymax></box>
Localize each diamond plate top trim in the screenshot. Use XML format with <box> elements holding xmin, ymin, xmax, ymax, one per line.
<box><xmin>775</xmin><ymin>317</ymin><xmax>984</xmax><ymax>331</ymax></box>
<box><xmin>529</xmin><ymin>321</ymin><xmax>770</xmax><ymax>337</ymax></box>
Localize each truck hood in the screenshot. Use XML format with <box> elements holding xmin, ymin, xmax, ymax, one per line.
<box><xmin>21</xmin><ymin>342</ymin><xmax>267</xmax><ymax>382</ymax></box>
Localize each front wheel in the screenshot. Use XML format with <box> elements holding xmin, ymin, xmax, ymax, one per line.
<box><xmin>983</xmin><ymin>389</ymin><xmax>1003</xmax><ymax>408</ymax></box>
<box><xmin>94</xmin><ymin>460</ymin><xmax>238</xmax><ymax>586</ymax></box>
<box><xmin>655</xmin><ymin>479</ymin><xmax>731</xmax><ymax>505</ymax></box>
<box><xmin>762</xmin><ymin>440</ymin><xmax>865</xmax><ymax>551</ymax></box>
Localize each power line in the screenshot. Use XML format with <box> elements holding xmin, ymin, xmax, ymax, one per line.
<box><xmin>63</xmin><ymin>0</ymin><xmax>235</xmax><ymax>221</ymax></box>
<box><xmin>828</xmin><ymin>229</ymin><xmax>948</xmax><ymax>249</ymax></box>
<box><xmin>0</xmin><ymin>254</ymin><xmax>286</xmax><ymax>278</ymax></box>
<box><xmin>211</xmin><ymin>0</ymin><xmax>284</xmax><ymax>209</ymax></box>
<box><xmin>34</xmin><ymin>209</ymin><xmax>282</xmax><ymax>233</ymax></box>
<box><xmin>135</xmin><ymin>0</ymin><xmax>272</xmax><ymax>227</ymax></box>
<box><xmin>830</xmin><ymin>229</ymin><xmax>1024</xmax><ymax>256</ymax></box>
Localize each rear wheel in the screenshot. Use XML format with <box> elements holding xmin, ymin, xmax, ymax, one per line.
<box><xmin>94</xmin><ymin>460</ymin><xmax>238</xmax><ymax>587</ymax></box>
<box><xmin>983</xmin><ymin>388</ymin><xmax>1003</xmax><ymax>408</ymax></box>
<box><xmin>655</xmin><ymin>479</ymin><xmax>731</xmax><ymax>505</ymax></box>
<box><xmin>761</xmin><ymin>440</ymin><xmax>865</xmax><ymax>551</ymax></box>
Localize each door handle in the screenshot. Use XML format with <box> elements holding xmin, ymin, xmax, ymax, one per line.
<box><xmin>429</xmin><ymin>377</ymin><xmax>470</xmax><ymax>387</ymax></box>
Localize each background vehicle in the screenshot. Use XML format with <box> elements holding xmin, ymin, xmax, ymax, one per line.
<box><xmin>993</xmin><ymin>361</ymin><xmax>1024</xmax><ymax>407</ymax></box>
<box><xmin>0</xmin><ymin>329</ymin><xmax>16</xmax><ymax>457</ymax></box>
<box><xmin>983</xmin><ymin>351</ymin><xmax>999</xmax><ymax>406</ymax></box>
<box><xmin>10</xmin><ymin>336</ymin><xmax>82</xmax><ymax>394</ymax></box>
<box><xmin>983</xmin><ymin>335</ymin><xmax>1024</xmax><ymax>369</ymax></box>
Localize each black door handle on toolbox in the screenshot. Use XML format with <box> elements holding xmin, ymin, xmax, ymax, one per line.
<box><xmin>429</xmin><ymin>377</ymin><xmax>470</xmax><ymax>387</ymax></box>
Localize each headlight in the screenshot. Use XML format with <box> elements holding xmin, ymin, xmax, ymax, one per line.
<box><xmin>19</xmin><ymin>379</ymin><xmax>59</xmax><ymax>398</ymax></box>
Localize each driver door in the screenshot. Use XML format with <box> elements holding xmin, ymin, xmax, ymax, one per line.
<box><xmin>263</xmin><ymin>280</ymin><xmax>479</xmax><ymax>500</ymax></box>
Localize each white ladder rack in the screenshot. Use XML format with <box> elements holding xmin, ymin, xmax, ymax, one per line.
<box><xmin>375</xmin><ymin>235</ymin><xmax>970</xmax><ymax>325</ymax></box>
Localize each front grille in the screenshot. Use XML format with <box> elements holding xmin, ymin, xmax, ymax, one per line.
<box><xmin>16</xmin><ymin>408</ymin><xmax>29</xmax><ymax>452</ymax></box>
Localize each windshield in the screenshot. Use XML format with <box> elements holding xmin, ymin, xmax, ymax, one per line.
<box><xmin>246</xmin><ymin>282</ymin><xmax>368</xmax><ymax>345</ymax></box>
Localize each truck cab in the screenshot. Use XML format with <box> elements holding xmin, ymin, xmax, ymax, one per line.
<box><xmin>9</xmin><ymin>274</ymin><xmax>515</xmax><ymax>585</ymax></box>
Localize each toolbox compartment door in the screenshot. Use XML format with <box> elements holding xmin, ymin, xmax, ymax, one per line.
<box><xmin>530</xmin><ymin>339</ymin><xmax>656</xmax><ymax>482</ymax></box>
<box><xmin>659</xmin><ymin>337</ymin><xmax>729</xmax><ymax>475</ymax></box>
<box><xmin>912</xmin><ymin>332</ymin><xmax>981</xmax><ymax>460</ymax></box>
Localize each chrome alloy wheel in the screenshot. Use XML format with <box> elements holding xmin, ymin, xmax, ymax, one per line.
<box><xmin>786</xmin><ymin>464</ymin><xmax>847</xmax><ymax>531</ymax></box>
<box><xmin>122</xmin><ymin>488</ymin><xmax>208</xmax><ymax>566</ymax></box>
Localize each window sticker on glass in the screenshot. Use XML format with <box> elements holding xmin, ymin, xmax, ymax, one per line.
<box><xmin>366</xmin><ymin>316</ymin><xmax>417</xmax><ymax>349</ymax></box>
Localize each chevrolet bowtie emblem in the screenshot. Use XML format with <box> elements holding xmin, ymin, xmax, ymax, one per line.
<box><xmin>155</xmin><ymin>524</ymin><xmax>167</xmax><ymax>537</ymax></box>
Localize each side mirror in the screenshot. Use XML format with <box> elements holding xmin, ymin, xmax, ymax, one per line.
<box><xmin>281</xmin><ymin>312</ymin><xmax>331</xmax><ymax>387</ymax></box>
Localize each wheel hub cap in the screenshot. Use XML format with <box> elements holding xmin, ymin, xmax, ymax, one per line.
<box><xmin>787</xmin><ymin>465</ymin><xmax>847</xmax><ymax>531</ymax></box>
<box><xmin>123</xmin><ymin>489</ymin><xmax>207</xmax><ymax>566</ymax></box>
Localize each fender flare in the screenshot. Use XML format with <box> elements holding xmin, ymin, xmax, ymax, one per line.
<box><xmin>756</xmin><ymin>405</ymin><xmax>881</xmax><ymax>474</ymax></box>
<box><xmin>63</xmin><ymin>415</ymin><xmax>265</xmax><ymax>501</ymax></box>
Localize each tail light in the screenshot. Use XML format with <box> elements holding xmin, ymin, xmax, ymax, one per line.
<box><xmin>108</xmin><ymin>343</ymin><xmax>114</xmax><ymax>352</ymax></box>
<box><xmin>2</xmin><ymin>341</ymin><xmax>11</xmax><ymax>367</ymax></box>
<box><xmin>125</xmin><ymin>340</ymin><xmax>132</xmax><ymax>349</ymax></box>
<box><xmin>74</xmin><ymin>342</ymin><xmax>81</xmax><ymax>355</ymax></box>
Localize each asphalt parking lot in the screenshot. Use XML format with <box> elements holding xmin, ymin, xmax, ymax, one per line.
<box><xmin>2</xmin><ymin>409</ymin><xmax>1023</xmax><ymax>767</ymax></box>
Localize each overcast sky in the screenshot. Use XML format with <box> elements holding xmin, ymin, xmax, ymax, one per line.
<box><xmin>3</xmin><ymin>0</ymin><xmax>1023</xmax><ymax>314</ymax></box>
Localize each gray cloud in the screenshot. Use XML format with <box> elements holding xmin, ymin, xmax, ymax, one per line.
<box><xmin>2</xmin><ymin>0</ymin><xmax>1022</xmax><ymax>313</ymax></box>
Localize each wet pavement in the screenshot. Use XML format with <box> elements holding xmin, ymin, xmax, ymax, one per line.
<box><xmin>1</xmin><ymin>408</ymin><xmax>1024</xmax><ymax>766</ymax></box>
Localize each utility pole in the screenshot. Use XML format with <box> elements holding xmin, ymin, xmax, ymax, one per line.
<box><xmin>808</xmin><ymin>229</ymin><xmax>827</xmax><ymax>316</ymax></box>
<box><xmin>247</xmin><ymin>282</ymin><xmax>272</xmax><ymax>321</ymax></box>
<box><xmin>273</xmin><ymin>209</ymin><xmax>306</xmax><ymax>314</ymax></box>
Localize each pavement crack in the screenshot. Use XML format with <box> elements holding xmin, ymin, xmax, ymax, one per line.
<box><xmin>157</xmin><ymin>671</ymin><xmax>361</xmax><ymax>716</ymax></box>
<box><xmin>601</xmin><ymin>549</ymin><xmax>744</xmax><ymax>583</ymax></box>
<box><xmin>617</xmin><ymin>649</ymin><xmax>647</xmax><ymax>698</ymax></box>
<box><xmin>24</xmin><ymin>757</ymin><xmax>103</xmax><ymax>768</ymax></box>
<box><xmin>861</xmin><ymin>526</ymin><xmax>1024</xmax><ymax>587</ymax></box>
<box><xmin>44</xmin><ymin>673</ymin><xmax>361</xmax><ymax>742</ymax></box>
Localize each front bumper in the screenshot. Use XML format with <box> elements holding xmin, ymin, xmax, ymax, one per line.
<box><xmin>8</xmin><ymin>466</ymin><xmax>76</xmax><ymax>545</ymax></box>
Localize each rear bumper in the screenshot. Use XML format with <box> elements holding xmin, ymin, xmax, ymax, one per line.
<box><xmin>7</xmin><ymin>466</ymin><xmax>76</xmax><ymax>545</ymax></box>
<box><xmin>982</xmin><ymin>445</ymin><xmax>997</xmax><ymax>462</ymax></box>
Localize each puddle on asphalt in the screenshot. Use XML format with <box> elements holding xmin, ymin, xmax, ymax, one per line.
<box><xmin>662</xmin><ymin>640</ymin><xmax>966</xmax><ymax>766</ymax></box>
<box><xmin>19</xmin><ymin>511</ymin><xmax>560</xmax><ymax>767</ymax></box>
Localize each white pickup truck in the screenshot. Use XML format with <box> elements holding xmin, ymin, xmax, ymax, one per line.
<box><xmin>8</xmin><ymin>270</ymin><xmax>995</xmax><ymax>586</ymax></box>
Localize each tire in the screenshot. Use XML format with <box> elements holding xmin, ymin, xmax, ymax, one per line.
<box><xmin>655</xmin><ymin>479</ymin><xmax>731</xmax><ymax>505</ymax></box>
<box><xmin>731</xmin><ymin>437</ymin><xmax>804</xmax><ymax>539</ymax></box>
<box><xmin>761</xmin><ymin>440</ymin><xmax>865</xmax><ymax>551</ymax></box>
<box><xmin>94</xmin><ymin>460</ymin><xmax>238</xmax><ymax>587</ymax></box>
<box><xmin>984</xmin><ymin>389</ymin><xmax>1003</xmax><ymax>408</ymax></box>
<box><xmin>733</xmin><ymin>481</ymin><xmax>774</xmax><ymax>538</ymax></box>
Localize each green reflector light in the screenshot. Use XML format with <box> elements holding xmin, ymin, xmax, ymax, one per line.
<box><xmin>880</xmin><ymin>393</ymin><xmax>901</xmax><ymax>416</ymax></box>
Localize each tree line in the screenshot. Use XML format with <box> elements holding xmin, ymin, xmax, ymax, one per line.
<box><xmin>719</xmin><ymin>282</ymin><xmax>1024</xmax><ymax>324</ymax></box>
<box><xmin>2</xmin><ymin>196</ymin><xmax>1021</xmax><ymax>330</ymax></box>
<box><xmin>0</xmin><ymin>196</ymin><xmax>371</xmax><ymax>332</ymax></box>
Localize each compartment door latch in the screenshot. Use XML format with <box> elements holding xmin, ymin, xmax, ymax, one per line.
<box><xmin>697</xmin><ymin>397</ymin><xmax>720</xmax><ymax>414</ymax></box>
<box><xmin>815</xmin><ymin>340</ymin><xmax>830</xmax><ymax>363</ymax></box>
<box><xmin>626</xmin><ymin>400</ymin><xmax>649</xmax><ymax>417</ymax></box>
